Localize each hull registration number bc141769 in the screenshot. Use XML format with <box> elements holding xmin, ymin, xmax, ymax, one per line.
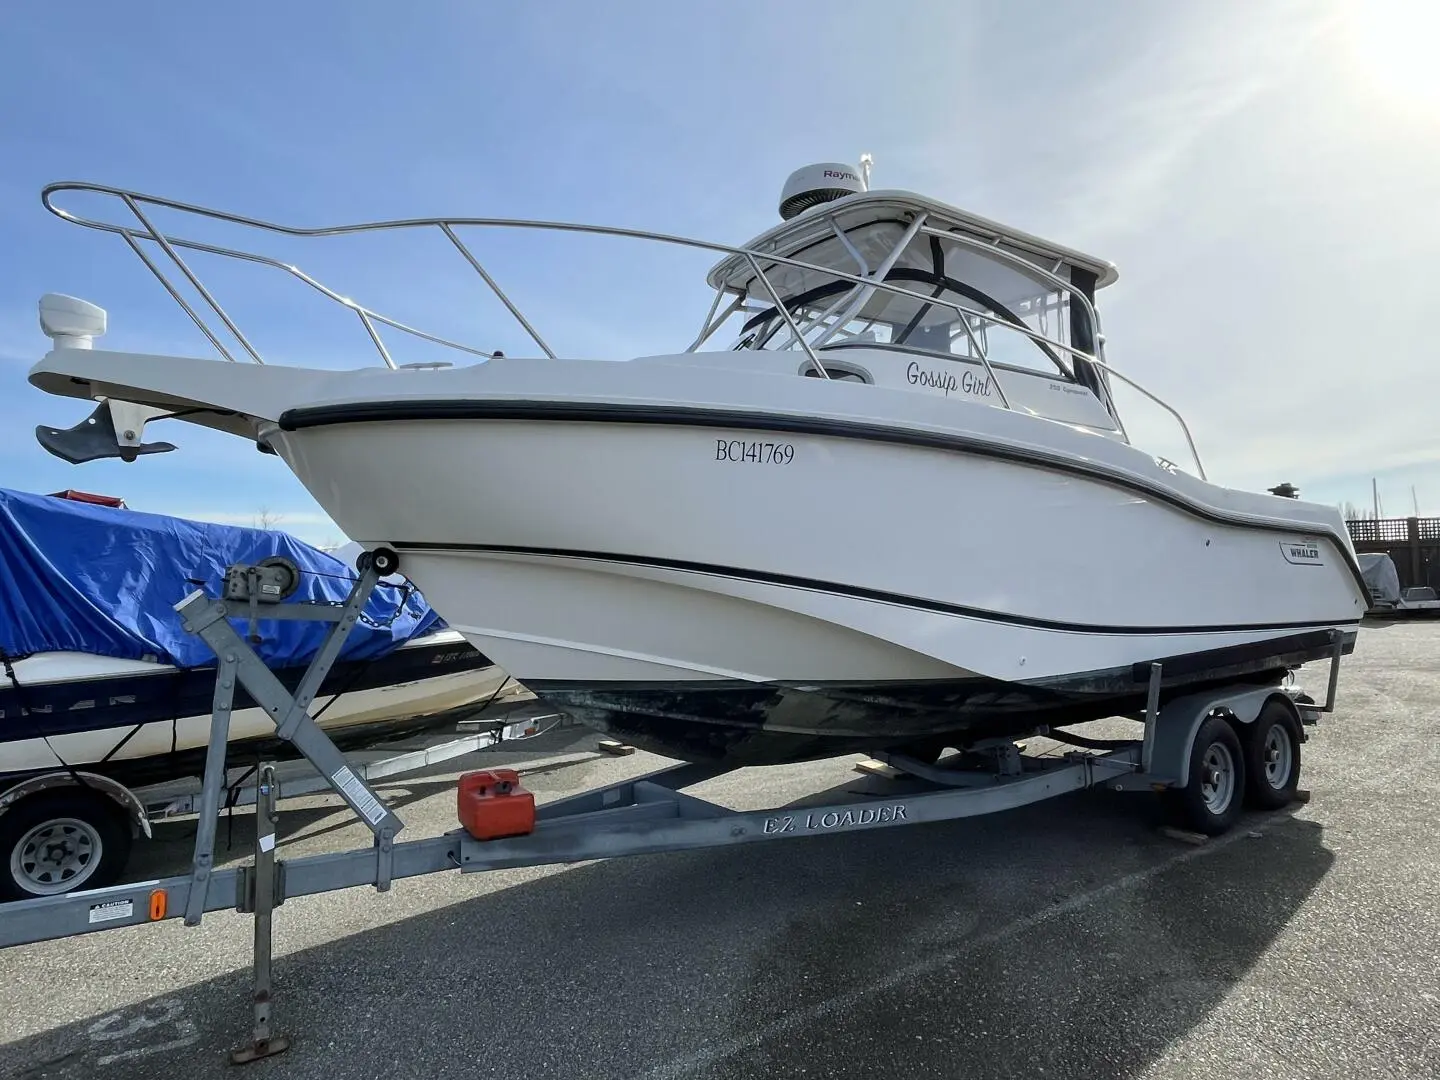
<box><xmin>762</xmin><ymin>803</ymin><xmax>907</xmax><ymax>834</ymax></box>
<box><xmin>715</xmin><ymin>439</ymin><xmax>795</xmax><ymax>464</ymax></box>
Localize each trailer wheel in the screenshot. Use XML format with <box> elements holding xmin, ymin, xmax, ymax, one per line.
<box><xmin>0</xmin><ymin>789</ymin><xmax>132</xmax><ymax>902</ymax></box>
<box><xmin>1240</xmin><ymin>699</ymin><xmax>1302</xmax><ymax>810</ymax></box>
<box><xmin>1164</xmin><ymin>714</ymin><xmax>1246</xmax><ymax>836</ymax></box>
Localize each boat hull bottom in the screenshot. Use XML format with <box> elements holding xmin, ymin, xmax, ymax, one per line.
<box><xmin>528</xmin><ymin>634</ymin><xmax>1356</xmax><ymax>766</ymax></box>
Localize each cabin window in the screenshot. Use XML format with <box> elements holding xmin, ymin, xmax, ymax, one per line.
<box><xmin>799</xmin><ymin>360</ymin><xmax>870</xmax><ymax>383</ymax></box>
<box><xmin>734</xmin><ymin>223</ymin><xmax>1085</xmax><ymax>381</ymax></box>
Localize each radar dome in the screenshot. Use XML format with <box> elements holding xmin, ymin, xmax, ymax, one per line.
<box><xmin>778</xmin><ymin>162</ymin><xmax>866</xmax><ymax>220</ymax></box>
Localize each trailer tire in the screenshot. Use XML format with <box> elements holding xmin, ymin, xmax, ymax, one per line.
<box><xmin>1240</xmin><ymin>699</ymin><xmax>1302</xmax><ymax>811</ymax></box>
<box><xmin>0</xmin><ymin>789</ymin><xmax>132</xmax><ymax>902</ymax></box>
<box><xmin>1164</xmin><ymin>714</ymin><xmax>1246</xmax><ymax>836</ymax></box>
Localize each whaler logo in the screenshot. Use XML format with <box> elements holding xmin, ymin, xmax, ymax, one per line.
<box><xmin>1279</xmin><ymin>539</ymin><xmax>1323</xmax><ymax>566</ymax></box>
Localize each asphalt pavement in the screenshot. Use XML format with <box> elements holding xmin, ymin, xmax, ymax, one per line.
<box><xmin>2</xmin><ymin>621</ymin><xmax>1438</xmax><ymax>1079</ymax></box>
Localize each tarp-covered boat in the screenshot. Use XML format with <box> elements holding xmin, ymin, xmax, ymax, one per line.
<box><xmin>0</xmin><ymin>487</ymin><xmax>508</xmax><ymax>785</ymax></box>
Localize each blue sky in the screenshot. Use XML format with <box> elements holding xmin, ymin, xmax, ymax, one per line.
<box><xmin>2</xmin><ymin>0</ymin><xmax>1438</xmax><ymax>542</ymax></box>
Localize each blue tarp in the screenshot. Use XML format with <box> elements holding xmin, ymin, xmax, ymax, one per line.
<box><xmin>0</xmin><ymin>487</ymin><xmax>442</xmax><ymax>669</ymax></box>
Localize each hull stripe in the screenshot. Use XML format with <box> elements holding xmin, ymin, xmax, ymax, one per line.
<box><xmin>391</xmin><ymin>541</ymin><xmax>1362</xmax><ymax>637</ymax></box>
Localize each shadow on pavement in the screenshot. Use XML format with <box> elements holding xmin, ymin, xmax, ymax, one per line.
<box><xmin>0</xmin><ymin>779</ymin><xmax>1335</xmax><ymax>1080</ymax></box>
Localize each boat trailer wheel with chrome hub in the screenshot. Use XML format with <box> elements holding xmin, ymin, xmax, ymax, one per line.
<box><xmin>1163</xmin><ymin>713</ymin><xmax>1247</xmax><ymax>836</ymax></box>
<box><xmin>1240</xmin><ymin>698</ymin><xmax>1304</xmax><ymax>811</ymax></box>
<box><xmin>1199</xmin><ymin>742</ymin><xmax>1237</xmax><ymax>816</ymax></box>
<box><xmin>1263</xmin><ymin>728</ymin><xmax>1292</xmax><ymax>783</ymax></box>
<box><xmin>1160</xmin><ymin>697</ymin><xmax>1307</xmax><ymax>834</ymax></box>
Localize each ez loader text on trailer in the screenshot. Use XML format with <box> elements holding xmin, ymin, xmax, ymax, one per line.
<box><xmin>0</xmin><ymin>549</ymin><xmax>1344</xmax><ymax>1065</ymax></box>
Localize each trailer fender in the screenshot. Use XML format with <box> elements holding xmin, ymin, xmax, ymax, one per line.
<box><xmin>0</xmin><ymin>771</ymin><xmax>152</xmax><ymax>839</ymax></box>
<box><xmin>1147</xmin><ymin>687</ymin><xmax>1300</xmax><ymax>789</ymax></box>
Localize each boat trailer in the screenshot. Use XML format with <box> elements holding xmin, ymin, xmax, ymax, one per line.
<box><xmin>0</xmin><ymin>550</ymin><xmax>1347</xmax><ymax>1064</ymax></box>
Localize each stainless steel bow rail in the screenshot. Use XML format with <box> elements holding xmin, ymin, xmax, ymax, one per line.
<box><xmin>39</xmin><ymin>180</ymin><xmax>1209</xmax><ymax>478</ymax></box>
<box><xmin>0</xmin><ymin>546</ymin><xmax>1347</xmax><ymax>1064</ymax></box>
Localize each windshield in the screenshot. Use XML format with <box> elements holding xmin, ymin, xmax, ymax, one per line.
<box><xmin>731</xmin><ymin>225</ymin><xmax>1089</xmax><ymax>378</ymax></box>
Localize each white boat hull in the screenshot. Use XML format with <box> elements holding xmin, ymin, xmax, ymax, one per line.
<box><xmin>24</xmin><ymin>349</ymin><xmax>1369</xmax><ymax>764</ymax></box>
<box><xmin>1</xmin><ymin>631</ymin><xmax>511</xmax><ymax>779</ymax></box>
<box><xmin>260</xmin><ymin>380</ymin><xmax>1363</xmax><ymax>763</ymax></box>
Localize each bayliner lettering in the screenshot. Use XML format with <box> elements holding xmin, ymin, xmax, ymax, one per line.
<box><xmin>761</xmin><ymin>804</ymin><xmax>907</xmax><ymax>834</ymax></box>
<box><xmin>715</xmin><ymin>439</ymin><xmax>795</xmax><ymax>465</ymax></box>
<box><xmin>906</xmin><ymin>361</ymin><xmax>992</xmax><ymax>398</ymax></box>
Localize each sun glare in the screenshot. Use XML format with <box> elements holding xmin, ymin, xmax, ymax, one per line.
<box><xmin>1339</xmin><ymin>0</ymin><xmax>1440</xmax><ymax>112</ymax></box>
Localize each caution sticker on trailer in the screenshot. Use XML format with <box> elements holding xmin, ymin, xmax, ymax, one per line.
<box><xmin>331</xmin><ymin>766</ymin><xmax>389</xmax><ymax>826</ymax></box>
<box><xmin>88</xmin><ymin>899</ymin><xmax>134</xmax><ymax>924</ymax></box>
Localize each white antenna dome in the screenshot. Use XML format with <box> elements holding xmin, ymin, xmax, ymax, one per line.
<box><xmin>778</xmin><ymin>162</ymin><xmax>867</xmax><ymax>221</ymax></box>
<box><xmin>39</xmin><ymin>293</ymin><xmax>107</xmax><ymax>349</ymax></box>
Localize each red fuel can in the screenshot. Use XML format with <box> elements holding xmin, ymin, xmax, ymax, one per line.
<box><xmin>457</xmin><ymin>768</ymin><xmax>536</xmax><ymax>841</ymax></box>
